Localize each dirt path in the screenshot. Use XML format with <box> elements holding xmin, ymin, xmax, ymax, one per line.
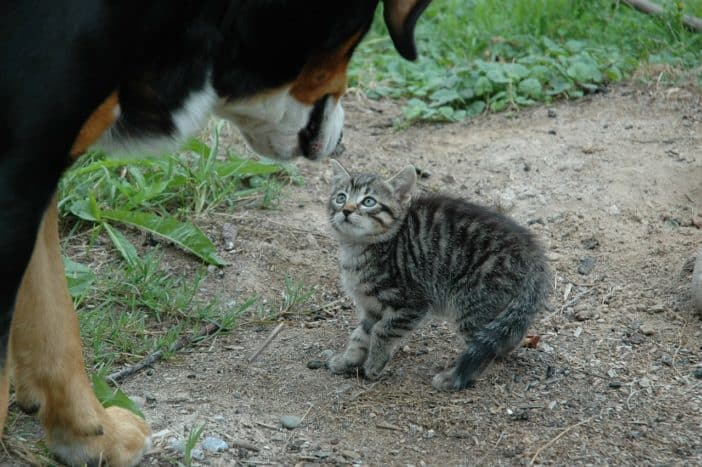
<box><xmin>114</xmin><ymin>84</ymin><xmax>701</xmax><ymax>466</ymax></box>
<box><xmin>6</xmin><ymin>84</ymin><xmax>700</xmax><ymax>466</ymax></box>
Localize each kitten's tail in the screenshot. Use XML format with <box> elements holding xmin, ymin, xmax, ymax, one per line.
<box><xmin>452</xmin><ymin>265</ymin><xmax>551</xmax><ymax>389</ymax></box>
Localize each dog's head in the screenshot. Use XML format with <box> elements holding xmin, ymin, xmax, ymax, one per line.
<box><xmin>213</xmin><ymin>0</ymin><xmax>431</xmax><ymax>161</ymax></box>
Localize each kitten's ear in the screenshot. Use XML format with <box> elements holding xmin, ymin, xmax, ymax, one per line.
<box><xmin>388</xmin><ymin>165</ymin><xmax>417</xmax><ymax>203</ymax></box>
<box><xmin>330</xmin><ymin>159</ymin><xmax>351</xmax><ymax>185</ymax></box>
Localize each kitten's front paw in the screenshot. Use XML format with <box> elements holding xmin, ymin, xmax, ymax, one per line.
<box><xmin>361</xmin><ymin>363</ymin><xmax>384</xmax><ymax>381</ymax></box>
<box><xmin>432</xmin><ymin>369</ymin><xmax>474</xmax><ymax>391</ymax></box>
<box><xmin>328</xmin><ymin>355</ymin><xmax>361</xmax><ymax>375</ymax></box>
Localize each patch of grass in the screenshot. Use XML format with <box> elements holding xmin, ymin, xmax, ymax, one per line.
<box><xmin>256</xmin><ymin>274</ymin><xmax>317</xmax><ymax>321</ymax></box>
<box><xmin>58</xmin><ymin>127</ymin><xmax>287</xmax><ymax>372</ymax></box>
<box><xmin>350</xmin><ymin>0</ymin><xmax>702</xmax><ymax>123</ymax></box>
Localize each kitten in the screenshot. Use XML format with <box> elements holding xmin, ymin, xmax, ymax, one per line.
<box><xmin>327</xmin><ymin>160</ymin><xmax>551</xmax><ymax>390</ymax></box>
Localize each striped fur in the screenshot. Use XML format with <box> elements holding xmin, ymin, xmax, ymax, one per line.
<box><xmin>327</xmin><ymin>161</ymin><xmax>552</xmax><ymax>390</ymax></box>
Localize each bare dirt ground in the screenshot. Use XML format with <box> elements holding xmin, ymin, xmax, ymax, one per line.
<box><xmin>7</xmin><ymin>83</ymin><xmax>702</xmax><ymax>466</ymax></box>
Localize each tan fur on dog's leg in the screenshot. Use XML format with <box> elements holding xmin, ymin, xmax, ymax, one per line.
<box><xmin>11</xmin><ymin>197</ymin><xmax>150</xmax><ymax>466</ymax></box>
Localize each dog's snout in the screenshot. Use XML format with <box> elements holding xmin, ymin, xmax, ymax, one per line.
<box><xmin>299</xmin><ymin>95</ymin><xmax>329</xmax><ymax>158</ymax></box>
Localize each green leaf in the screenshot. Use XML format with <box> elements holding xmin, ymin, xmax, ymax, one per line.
<box><xmin>91</xmin><ymin>374</ymin><xmax>145</xmax><ymax>419</ymax></box>
<box><xmin>518</xmin><ymin>78</ymin><xmax>543</xmax><ymax>99</ymax></box>
<box><xmin>566</xmin><ymin>60</ymin><xmax>602</xmax><ymax>84</ymax></box>
<box><xmin>63</xmin><ymin>257</ymin><xmax>96</xmax><ymax>298</ymax></box>
<box><xmin>429</xmin><ymin>88</ymin><xmax>461</xmax><ymax>107</ymax></box>
<box><xmin>101</xmin><ymin>209</ymin><xmax>225</xmax><ymax>266</ymax></box>
<box><xmin>474</xmin><ymin>76</ymin><xmax>494</xmax><ymax>97</ymax></box>
<box><xmin>68</xmin><ymin>199</ymin><xmax>99</xmax><ymax>222</ymax></box>
<box><xmin>88</xmin><ymin>192</ymin><xmax>102</xmax><ymax>221</ymax></box>
<box><xmin>103</xmin><ymin>222</ymin><xmax>140</xmax><ymax>267</ymax></box>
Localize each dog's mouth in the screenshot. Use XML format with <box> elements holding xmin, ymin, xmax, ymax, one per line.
<box><xmin>298</xmin><ymin>95</ymin><xmax>344</xmax><ymax>159</ymax></box>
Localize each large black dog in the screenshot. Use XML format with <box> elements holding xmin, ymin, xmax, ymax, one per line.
<box><xmin>0</xmin><ymin>1</ymin><xmax>430</xmax><ymax>465</ymax></box>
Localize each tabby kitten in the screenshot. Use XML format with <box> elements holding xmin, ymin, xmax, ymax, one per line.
<box><xmin>327</xmin><ymin>160</ymin><xmax>551</xmax><ymax>390</ymax></box>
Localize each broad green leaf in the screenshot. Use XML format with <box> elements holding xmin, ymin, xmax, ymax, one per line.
<box><xmin>429</xmin><ymin>88</ymin><xmax>461</xmax><ymax>107</ymax></box>
<box><xmin>68</xmin><ymin>199</ymin><xmax>99</xmax><ymax>222</ymax></box>
<box><xmin>101</xmin><ymin>209</ymin><xmax>225</xmax><ymax>266</ymax></box>
<box><xmin>91</xmin><ymin>374</ymin><xmax>145</xmax><ymax>419</ymax></box>
<box><xmin>63</xmin><ymin>257</ymin><xmax>96</xmax><ymax>298</ymax></box>
<box><xmin>103</xmin><ymin>222</ymin><xmax>140</xmax><ymax>267</ymax></box>
<box><xmin>474</xmin><ymin>76</ymin><xmax>494</xmax><ymax>97</ymax></box>
<box><xmin>518</xmin><ymin>78</ymin><xmax>543</xmax><ymax>99</ymax></box>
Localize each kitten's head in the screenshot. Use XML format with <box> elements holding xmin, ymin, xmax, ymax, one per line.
<box><xmin>328</xmin><ymin>160</ymin><xmax>417</xmax><ymax>244</ymax></box>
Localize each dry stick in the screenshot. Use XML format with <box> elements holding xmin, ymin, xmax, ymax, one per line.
<box><xmin>529</xmin><ymin>417</ymin><xmax>592</xmax><ymax>466</ymax></box>
<box><xmin>622</xmin><ymin>0</ymin><xmax>702</xmax><ymax>32</ymax></box>
<box><xmin>248</xmin><ymin>322</ymin><xmax>285</xmax><ymax>363</ymax></box>
<box><xmin>107</xmin><ymin>322</ymin><xmax>220</xmax><ymax>385</ymax></box>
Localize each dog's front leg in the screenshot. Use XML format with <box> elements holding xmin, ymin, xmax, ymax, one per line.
<box><xmin>11</xmin><ymin>197</ymin><xmax>151</xmax><ymax>467</ymax></box>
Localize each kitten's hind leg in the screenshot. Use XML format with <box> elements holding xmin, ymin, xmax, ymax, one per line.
<box><xmin>363</xmin><ymin>309</ymin><xmax>423</xmax><ymax>381</ymax></box>
<box><xmin>329</xmin><ymin>318</ymin><xmax>375</xmax><ymax>375</ymax></box>
<box><xmin>432</xmin><ymin>322</ymin><xmax>525</xmax><ymax>391</ymax></box>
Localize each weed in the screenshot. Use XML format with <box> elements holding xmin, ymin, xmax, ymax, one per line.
<box><xmin>256</xmin><ymin>275</ymin><xmax>317</xmax><ymax>321</ymax></box>
<box><xmin>180</xmin><ymin>424</ymin><xmax>206</xmax><ymax>467</ymax></box>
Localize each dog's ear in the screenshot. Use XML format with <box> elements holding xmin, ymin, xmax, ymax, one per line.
<box><xmin>382</xmin><ymin>0</ymin><xmax>432</xmax><ymax>61</ymax></box>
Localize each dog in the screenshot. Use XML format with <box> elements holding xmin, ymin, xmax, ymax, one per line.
<box><xmin>1</xmin><ymin>1</ymin><xmax>431</xmax><ymax>465</ymax></box>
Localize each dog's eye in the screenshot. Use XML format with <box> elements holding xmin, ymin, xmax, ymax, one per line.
<box><xmin>361</xmin><ymin>197</ymin><xmax>377</xmax><ymax>207</ymax></box>
<box><xmin>335</xmin><ymin>193</ymin><xmax>347</xmax><ymax>204</ymax></box>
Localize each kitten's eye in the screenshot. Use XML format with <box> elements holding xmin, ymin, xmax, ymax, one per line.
<box><xmin>335</xmin><ymin>193</ymin><xmax>347</xmax><ymax>204</ymax></box>
<box><xmin>361</xmin><ymin>197</ymin><xmax>377</xmax><ymax>208</ymax></box>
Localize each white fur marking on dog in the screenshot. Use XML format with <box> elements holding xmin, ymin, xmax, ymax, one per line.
<box><xmin>96</xmin><ymin>78</ymin><xmax>217</xmax><ymax>157</ymax></box>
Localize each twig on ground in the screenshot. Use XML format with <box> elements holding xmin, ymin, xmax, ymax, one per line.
<box><xmin>221</xmin><ymin>434</ymin><xmax>260</xmax><ymax>452</ymax></box>
<box><xmin>622</xmin><ymin>0</ymin><xmax>702</xmax><ymax>32</ymax></box>
<box><xmin>107</xmin><ymin>322</ymin><xmax>220</xmax><ymax>384</ymax></box>
<box><xmin>529</xmin><ymin>417</ymin><xmax>592</xmax><ymax>465</ymax></box>
<box><xmin>376</xmin><ymin>421</ymin><xmax>403</xmax><ymax>431</ymax></box>
<box><xmin>248</xmin><ymin>322</ymin><xmax>285</xmax><ymax>363</ymax></box>
<box><xmin>559</xmin><ymin>289</ymin><xmax>593</xmax><ymax>313</ymax></box>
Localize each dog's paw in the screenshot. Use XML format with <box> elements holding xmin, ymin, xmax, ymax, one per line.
<box><xmin>48</xmin><ymin>406</ymin><xmax>151</xmax><ymax>467</ymax></box>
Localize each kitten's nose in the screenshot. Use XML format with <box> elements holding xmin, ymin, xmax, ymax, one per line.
<box><xmin>342</xmin><ymin>208</ymin><xmax>352</xmax><ymax>217</ymax></box>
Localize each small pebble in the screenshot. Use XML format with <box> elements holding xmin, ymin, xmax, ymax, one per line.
<box><xmin>129</xmin><ymin>396</ymin><xmax>146</xmax><ymax>409</ymax></box>
<box><xmin>638</xmin><ymin>377</ymin><xmax>651</xmax><ymax>388</ymax></box>
<box><xmin>609</xmin><ymin>381</ymin><xmax>622</xmax><ymax>389</ymax></box>
<box><xmin>548</xmin><ymin>129</ymin><xmax>557</xmax><ymax>135</ymax></box>
<box><xmin>320</xmin><ymin>349</ymin><xmax>335</xmax><ymax>360</ymax></box>
<box><xmin>207</xmin><ymin>265</ymin><xmax>217</xmax><ymax>273</ymax></box>
<box><xmin>581</xmin><ymin>237</ymin><xmax>600</xmax><ymax>250</ymax></box>
<box><xmin>341</xmin><ymin>450</ymin><xmax>361</xmax><ymax>460</ymax></box>
<box><xmin>547</xmin><ymin>108</ymin><xmax>557</xmax><ymax>118</ymax></box>
<box><xmin>423</xmin><ymin>429</ymin><xmax>436</xmax><ymax>439</ymax></box>
<box><xmin>608</xmin><ymin>205</ymin><xmax>621</xmax><ymax>216</ymax></box>
<box><xmin>202</xmin><ymin>436</ymin><xmax>229</xmax><ymax>453</ymax></box>
<box><xmin>281</xmin><ymin>415</ymin><xmax>302</xmax><ymax>430</ymax></box>
<box><xmin>639</xmin><ymin>325</ymin><xmax>655</xmax><ymax>336</ymax></box>
<box><xmin>545</xmin><ymin>251</ymin><xmax>562</xmax><ymax>262</ymax></box>
<box><xmin>693</xmin><ymin>368</ymin><xmax>702</xmax><ymax>379</ymax></box>
<box><xmin>191</xmin><ymin>449</ymin><xmax>204</xmax><ymax>461</ymax></box>
<box><xmin>307</xmin><ymin>359</ymin><xmax>324</xmax><ymax>370</ymax></box>
<box><xmin>577</xmin><ymin>256</ymin><xmax>596</xmax><ymax>275</ymax></box>
<box><xmin>575</xmin><ymin>310</ymin><xmax>594</xmax><ymax>321</ymax></box>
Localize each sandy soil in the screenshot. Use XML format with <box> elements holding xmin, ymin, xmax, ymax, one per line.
<box><xmin>7</xmin><ymin>83</ymin><xmax>702</xmax><ymax>466</ymax></box>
